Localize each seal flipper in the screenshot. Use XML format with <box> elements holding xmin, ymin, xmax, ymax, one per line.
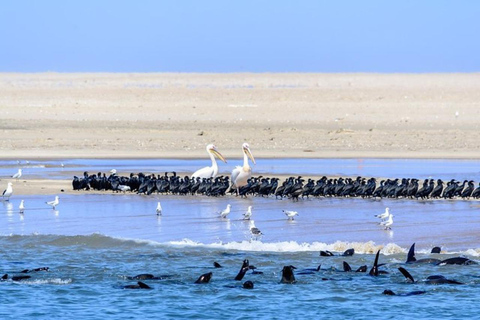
<box><xmin>398</xmin><ymin>267</ymin><xmax>415</xmax><ymax>283</ymax></box>
<box><xmin>234</xmin><ymin>259</ymin><xmax>250</xmax><ymax>281</ymax></box>
<box><xmin>369</xmin><ymin>250</ymin><xmax>380</xmax><ymax>276</ymax></box>
<box><xmin>213</xmin><ymin>262</ymin><xmax>222</xmax><ymax>268</ymax></box>
<box><xmin>343</xmin><ymin>261</ymin><xmax>352</xmax><ymax>272</ymax></box>
<box><xmin>1</xmin><ymin>274</ymin><xmax>8</xmax><ymax>280</ymax></box>
<box><xmin>406</xmin><ymin>243</ymin><xmax>416</xmax><ymax>263</ymax></box>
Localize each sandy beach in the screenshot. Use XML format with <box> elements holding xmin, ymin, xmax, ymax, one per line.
<box><xmin>1</xmin><ymin>73</ymin><xmax>479</xmax><ymax>160</ymax></box>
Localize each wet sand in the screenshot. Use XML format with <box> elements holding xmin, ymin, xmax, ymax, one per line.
<box><xmin>1</xmin><ymin>73</ymin><xmax>480</xmax><ymax>160</ymax></box>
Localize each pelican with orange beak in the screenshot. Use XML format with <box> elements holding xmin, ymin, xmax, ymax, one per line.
<box><xmin>192</xmin><ymin>144</ymin><xmax>227</xmax><ymax>179</ymax></box>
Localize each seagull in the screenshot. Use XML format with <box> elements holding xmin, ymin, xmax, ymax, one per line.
<box><xmin>375</xmin><ymin>207</ymin><xmax>390</xmax><ymax>220</ymax></box>
<box><xmin>12</xmin><ymin>169</ymin><xmax>22</xmax><ymax>180</ymax></box>
<box><xmin>283</xmin><ymin>210</ymin><xmax>299</xmax><ymax>220</ymax></box>
<box><xmin>249</xmin><ymin>220</ymin><xmax>263</xmax><ymax>240</ymax></box>
<box><xmin>46</xmin><ymin>196</ymin><xmax>59</xmax><ymax>209</ymax></box>
<box><xmin>220</xmin><ymin>204</ymin><xmax>231</xmax><ymax>219</ymax></box>
<box><xmin>19</xmin><ymin>200</ymin><xmax>25</xmax><ymax>214</ymax></box>
<box><xmin>379</xmin><ymin>213</ymin><xmax>393</xmax><ymax>230</ymax></box>
<box><xmin>156</xmin><ymin>202</ymin><xmax>162</xmax><ymax>216</ymax></box>
<box><xmin>243</xmin><ymin>206</ymin><xmax>253</xmax><ymax>220</ymax></box>
<box><xmin>2</xmin><ymin>182</ymin><xmax>13</xmax><ymax>201</ymax></box>
<box><xmin>118</xmin><ymin>185</ymin><xmax>131</xmax><ymax>192</ymax></box>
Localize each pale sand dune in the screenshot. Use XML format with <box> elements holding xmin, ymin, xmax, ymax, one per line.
<box><xmin>1</xmin><ymin>72</ymin><xmax>480</xmax><ymax>159</ymax></box>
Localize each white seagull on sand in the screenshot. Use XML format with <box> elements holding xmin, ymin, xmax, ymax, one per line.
<box><xmin>156</xmin><ymin>201</ymin><xmax>162</xmax><ymax>216</ymax></box>
<box><xmin>2</xmin><ymin>182</ymin><xmax>13</xmax><ymax>201</ymax></box>
<box><xmin>249</xmin><ymin>220</ymin><xmax>263</xmax><ymax>239</ymax></box>
<box><xmin>46</xmin><ymin>196</ymin><xmax>59</xmax><ymax>209</ymax></box>
<box><xmin>220</xmin><ymin>204</ymin><xmax>231</xmax><ymax>219</ymax></box>
<box><xmin>243</xmin><ymin>206</ymin><xmax>253</xmax><ymax>220</ymax></box>
<box><xmin>12</xmin><ymin>169</ymin><xmax>22</xmax><ymax>180</ymax></box>
<box><xmin>19</xmin><ymin>200</ymin><xmax>25</xmax><ymax>214</ymax></box>
<box><xmin>379</xmin><ymin>213</ymin><xmax>393</xmax><ymax>230</ymax></box>
<box><xmin>283</xmin><ymin>210</ymin><xmax>299</xmax><ymax>220</ymax></box>
<box><xmin>375</xmin><ymin>207</ymin><xmax>390</xmax><ymax>220</ymax></box>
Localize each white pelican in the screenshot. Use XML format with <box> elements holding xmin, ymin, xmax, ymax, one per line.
<box><xmin>243</xmin><ymin>206</ymin><xmax>253</xmax><ymax>220</ymax></box>
<box><xmin>12</xmin><ymin>169</ymin><xmax>22</xmax><ymax>180</ymax></box>
<box><xmin>19</xmin><ymin>200</ymin><xmax>25</xmax><ymax>214</ymax></box>
<box><xmin>192</xmin><ymin>144</ymin><xmax>227</xmax><ymax>179</ymax></box>
<box><xmin>379</xmin><ymin>214</ymin><xmax>393</xmax><ymax>230</ymax></box>
<box><xmin>283</xmin><ymin>210</ymin><xmax>299</xmax><ymax>220</ymax></box>
<box><xmin>2</xmin><ymin>182</ymin><xmax>13</xmax><ymax>201</ymax></box>
<box><xmin>156</xmin><ymin>201</ymin><xmax>162</xmax><ymax>216</ymax></box>
<box><xmin>220</xmin><ymin>204</ymin><xmax>231</xmax><ymax>219</ymax></box>
<box><xmin>231</xmin><ymin>143</ymin><xmax>256</xmax><ymax>194</ymax></box>
<box><xmin>375</xmin><ymin>207</ymin><xmax>389</xmax><ymax>220</ymax></box>
<box><xmin>46</xmin><ymin>196</ymin><xmax>59</xmax><ymax>209</ymax></box>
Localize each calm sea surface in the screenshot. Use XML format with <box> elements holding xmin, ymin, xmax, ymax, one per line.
<box><xmin>1</xmin><ymin>158</ymin><xmax>480</xmax><ymax>319</ymax></box>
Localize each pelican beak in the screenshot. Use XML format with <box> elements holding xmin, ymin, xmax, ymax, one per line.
<box><xmin>211</xmin><ymin>149</ymin><xmax>227</xmax><ymax>163</ymax></box>
<box><xmin>244</xmin><ymin>146</ymin><xmax>256</xmax><ymax>165</ymax></box>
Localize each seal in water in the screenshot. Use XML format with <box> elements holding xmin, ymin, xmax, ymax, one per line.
<box><xmin>122</xmin><ymin>281</ymin><xmax>152</xmax><ymax>289</ymax></box>
<box><xmin>213</xmin><ymin>262</ymin><xmax>222</xmax><ymax>268</ymax></box>
<box><xmin>398</xmin><ymin>267</ymin><xmax>463</xmax><ymax>285</ymax></box>
<box><xmin>243</xmin><ymin>281</ymin><xmax>254</xmax><ymax>289</ymax></box>
<box><xmin>195</xmin><ymin>272</ymin><xmax>212</xmax><ymax>284</ymax></box>
<box><xmin>20</xmin><ymin>267</ymin><xmax>50</xmax><ymax>273</ymax></box>
<box><xmin>281</xmin><ymin>265</ymin><xmax>296</xmax><ymax>283</ymax></box>
<box><xmin>320</xmin><ymin>248</ymin><xmax>354</xmax><ymax>257</ymax></box>
<box><xmin>406</xmin><ymin>243</ymin><xmax>440</xmax><ymax>264</ymax></box>
<box><xmin>437</xmin><ymin>257</ymin><xmax>477</xmax><ymax>266</ymax></box>
<box><xmin>383</xmin><ymin>289</ymin><xmax>426</xmax><ymax>296</ymax></box>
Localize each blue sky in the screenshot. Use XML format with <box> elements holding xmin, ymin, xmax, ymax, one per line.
<box><xmin>1</xmin><ymin>1</ymin><xmax>479</xmax><ymax>72</ymax></box>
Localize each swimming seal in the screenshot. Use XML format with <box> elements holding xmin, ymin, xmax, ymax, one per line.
<box><xmin>383</xmin><ymin>289</ymin><xmax>426</xmax><ymax>296</ymax></box>
<box><xmin>195</xmin><ymin>272</ymin><xmax>212</xmax><ymax>284</ymax></box>
<box><xmin>243</xmin><ymin>281</ymin><xmax>254</xmax><ymax>289</ymax></box>
<box><xmin>320</xmin><ymin>248</ymin><xmax>354</xmax><ymax>257</ymax></box>
<box><xmin>406</xmin><ymin>243</ymin><xmax>440</xmax><ymax>264</ymax></box>
<box><xmin>281</xmin><ymin>265</ymin><xmax>296</xmax><ymax>284</ymax></box>
<box><xmin>122</xmin><ymin>281</ymin><xmax>152</xmax><ymax>289</ymax></box>
<box><xmin>398</xmin><ymin>267</ymin><xmax>463</xmax><ymax>285</ymax></box>
<box><xmin>437</xmin><ymin>257</ymin><xmax>477</xmax><ymax>266</ymax></box>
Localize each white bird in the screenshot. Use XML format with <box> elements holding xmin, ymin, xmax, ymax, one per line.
<box><xmin>192</xmin><ymin>144</ymin><xmax>227</xmax><ymax>179</ymax></box>
<box><xmin>46</xmin><ymin>196</ymin><xmax>59</xmax><ymax>209</ymax></box>
<box><xmin>231</xmin><ymin>143</ymin><xmax>256</xmax><ymax>195</ymax></box>
<box><xmin>12</xmin><ymin>169</ymin><xmax>22</xmax><ymax>180</ymax></box>
<box><xmin>220</xmin><ymin>204</ymin><xmax>231</xmax><ymax>218</ymax></box>
<box><xmin>2</xmin><ymin>182</ymin><xmax>13</xmax><ymax>201</ymax></box>
<box><xmin>283</xmin><ymin>210</ymin><xmax>299</xmax><ymax>220</ymax></box>
<box><xmin>110</xmin><ymin>169</ymin><xmax>117</xmax><ymax>175</ymax></box>
<box><xmin>249</xmin><ymin>220</ymin><xmax>263</xmax><ymax>240</ymax></box>
<box><xmin>156</xmin><ymin>201</ymin><xmax>162</xmax><ymax>216</ymax></box>
<box><xmin>19</xmin><ymin>200</ymin><xmax>25</xmax><ymax>214</ymax></box>
<box><xmin>243</xmin><ymin>206</ymin><xmax>253</xmax><ymax>220</ymax></box>
<box><xmin>375</xmin><ymin>207</ymin><xmax>390</xmax><ymax>220</ymax></box>
<box><xmin>379</xmin><ymin>214</ymin><xmax>394</xmax><ymax>230</ymax></box>
<box><xmin>118</xmin><ymin>185</ymin><xmax>131</xmax><ymax>192</ymax></box>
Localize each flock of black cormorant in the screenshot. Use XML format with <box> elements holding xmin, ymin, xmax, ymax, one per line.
<box><xmin>72</xmin><ymin>171</ymin><xmax>480</xmax><ymax>200</ymax></box>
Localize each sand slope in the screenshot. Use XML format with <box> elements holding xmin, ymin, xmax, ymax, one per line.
<box><xmin>1</xmin><ymin>73</ymin><xmax>480</xmax><ymax>159</ymax></box>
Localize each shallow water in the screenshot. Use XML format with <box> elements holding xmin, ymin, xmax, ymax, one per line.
<box><xmin>1</xmin><ymin>158</ymin><xmax>480</xmax><ymax>319</ymax></box>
